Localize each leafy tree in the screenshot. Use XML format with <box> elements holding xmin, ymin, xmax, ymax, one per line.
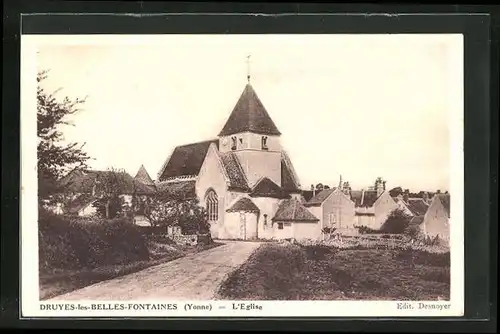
<box><xmin>142</xmin><ymin>194</ymin><xmax>209</xmax><ymax>234</ymax></box>
<box><xmin>92</xmin><ymin>167</ymin><xmax>130</xmax><ymax>219</ymax></box>
<box><xmin>37</xmin><ymin>70</ymin><xmax>90</xmax><ymax>200</ymax></box>
<box><xmin>379</xmin><ymin>208</ymin><xmax>412</xmax><ymax>234</ymax></box>
<box><xmin>389</xmin><ymin>187</ymin><xmax>403</xmax><ymax>197</ymax></box>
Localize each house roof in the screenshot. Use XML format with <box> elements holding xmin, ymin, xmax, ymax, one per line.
<box><xmin>220</xmin><ymin>151</ymin><xmax>251</xmax><ymax>191</ymax></box>
<box><xmin>306</xmin><ymin>188</ymin><xmax>337</xmax><ymax>206</ymax></box>
<box><xmin>156</xmin><ymin>180</ymin><xmax>196</xmax><ymax>200</ymax></box>
<box><xmin>66</xmin><ymin>193</ymin><xmax>95</xmax><ymax>214</ymax></box>
<box><xmin>350</xmin><ymin>189</ymin><xmax>380</xmax><ymax>208</ymax></box>
<box><xmin>272</xmin><ymin>198</ymin><xmax>319</xmax><ymax>222</ymax></box>
<box><xmin>405</xmin><ymin>198</ymin><xmax>430</xmax><ymax>216</ymax></box>
<box><xmin>158</xmin><ymin>139</ymin><xmax>219</xmax><ymax>181</ymax></box>
<box><xmin>226</xmin><ymin>197</ymin><xmax>260</xmax><ymax>213</ymax></box>
<box><xmin>134</xmin><ymin>165</ymin><xmax>155</xmax><ymax>185</ymax></box>
<box><xmin>409</xmin><ymin>215</ymin><xmax>425</xmax><ymax>225</ymax></box>
<box><xmin>301</xmin><ymin>190</ymin><xmax>316</xmax><ymax>202</ymax></box>
<box><xmin>249</xmin><ymin>177</ymin><xmax>287</xmax><ymax>199</ymax></box>
<box><xmin>218</xmin><ymin>83</ymin><xmax>281</xmax><ymax>137</ymax></box>
<box><xmin>134</xmin><ymin>180</ymin><xmax>157</xmax><ymax>195</ymax></box>
<box><xmin>58</xmin><ymin>169</ymin><xmax>136</xmax><ymax>194</ymax></box>
<box><xmin>436</xmin><ymin>193</ymin><xmax>451</xmax><ymax>217</ymax></box>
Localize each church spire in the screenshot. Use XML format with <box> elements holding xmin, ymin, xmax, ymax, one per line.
<box><xmin>246</xmin><ymin>55</ymin><xmax>251</xmax><ymax>83</ymax></box>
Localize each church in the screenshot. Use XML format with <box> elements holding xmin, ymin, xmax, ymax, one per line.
<box><xmin>154</xmin><ymin>77</ymin><xmax>322</xmax><ymax>241</ymax></box>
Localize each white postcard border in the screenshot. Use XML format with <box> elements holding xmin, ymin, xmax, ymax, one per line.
<box><xmin>21</xmin><ymin>34</ymin><xmax>464</xmax><ymax>318</ymax></box>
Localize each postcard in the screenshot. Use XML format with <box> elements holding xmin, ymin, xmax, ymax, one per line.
<box><xmin>21</xmin><ymin>33</ymin><xmax>464</xmax><ymax>317</ymax></box>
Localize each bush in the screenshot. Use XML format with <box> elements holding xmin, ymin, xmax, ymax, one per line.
<box><xmin>379</xmin><ymin>208</ymin><xmax>412</xmax><ymax>234</ymax></box>
<box><xmin>355</xmin><ymin>225</ymin><xmax>379</xmax><ymax>234</ymax></box>
<box><xmin>38</xmin><ymin>208</ymin><xmax>150</xmax><ymax>271</ymax></box>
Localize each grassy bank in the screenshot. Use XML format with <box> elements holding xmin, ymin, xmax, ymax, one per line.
<box><xmin>38</xmin><ymin>210</ymin><xmax>222</xmax><ymax>300</ymax></box>
<box><xmin>216</xmin><ymin>243</ymin><xmax>450</xmax><ymax>301</ymax></box>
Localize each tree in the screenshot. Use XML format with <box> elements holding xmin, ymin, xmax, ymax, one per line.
<box><xmin>92</xmin><ymin>167</ymin><xmax>130</xmax><ymax>219</ymax></box>
<box><xmin>389</xmin><ymin>187</ymin><xmax>403</xmax><ymax>197</ymax></box>
<box><xmin>379</xmin><ymin>208</ymin><xmax>412</xmax><ymax>234</ymax></box>
<box><xmin>143</xmin><ymin>194</ymin><xmax>209</xmax><ymax>235</ymax></box>
<box><xmin>37</xmin><ymin>70</ymin><xmax>90</xmax><ymax>200</ymax></box>
<box><xmin>315</xmin><ymin>183</ymin><xmax>324</xmax><ymax>192</ymax></box>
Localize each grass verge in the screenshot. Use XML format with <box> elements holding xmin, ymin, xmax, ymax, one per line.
<box><xmin>216</xmin><ymin>243</ymin><xmax>450</xmax><ymax>301</ymax></box>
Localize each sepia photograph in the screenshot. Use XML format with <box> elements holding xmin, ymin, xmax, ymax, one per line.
<box><xmin>21</xmin><ymin>33</ymin><xmax>464</xmax><ymax>317</ymax></box>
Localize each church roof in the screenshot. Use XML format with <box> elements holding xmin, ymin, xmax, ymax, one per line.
<box><xmin>156</xmin><ymin>180</ymin><xmax>196</xmax><ymax>200</ymax></box>
<box><xmin>220</xmin><ymin>152</ymin><xmax>251</xmax><ymax>191</ymax></box>
<box><xmin>281</xmin><ymin>155</ymin><xmax>301</xmax><ymax>193</ymax></box>
<box><xmin>218</xmin><ymin>84</ymin><xmax>281</xmax><ymax>137</ymax></box>
<box><xmin>158</xmin><ymin>139</ymin><xmax>219</xmax><ymax>181</ymax></box>
<box><xmin>272</xmin><ymin>198</ymin><xmax>319</xmax><ymax>222</ymax></box>
<box><xmin>249</xmin><ymin>177</ymin><xmax>287</xmax><ymax>199</ymax></box>
<box><xmin>226</xmin><ymin>197</ymin><xmax>260</xmax><ymax>213</ymax></box>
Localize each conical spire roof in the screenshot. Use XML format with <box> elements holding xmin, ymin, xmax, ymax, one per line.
<box><xmin>218</xmin><ymin>84</ymin><xmax>281</xmax><ymax>137</ymax></box>
<box><xmin>134</xmin><ymin>165</ymin><xmax>154</xmax><ymax>185</ymax></box>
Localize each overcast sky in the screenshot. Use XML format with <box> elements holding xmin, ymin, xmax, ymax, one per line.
<box><xmin>35</xmin><ymin>34</ymin><xmax>462</xmax><ymax>192</ymax></box>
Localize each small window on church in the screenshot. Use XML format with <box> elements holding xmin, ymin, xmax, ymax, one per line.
<box><xmin>231</xmin><ymin>136</ymin><xmax>237</xmax><ymax>150</ymax></box>
<box><xmin>263</xmin><ymin>214</ymin><xmax>268</xmax><ymax>226</ymax></box>
<box><xmin>239</xmin><ymin>138</ymin><xmax>243</xmax><ymax>144</ymax></box>
<box><xmin>278</xmin><ymin>223</ymin><xmax>284</xmax><ymax>230</ymax></box>
<box><xmin>261</xmin><ymin>136</ymin><xmax>268</xmax><ymax>150</ymax></box>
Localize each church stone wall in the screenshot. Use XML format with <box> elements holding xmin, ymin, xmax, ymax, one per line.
<box><xmin>235</xmin><ymin>150</ymin><xmax>281</xmax><ymax>188</ymax></box>
<box><xmin>196</xmin><ymin>144</ymin><xmax>228</xmax><ymax>239</ymax></box>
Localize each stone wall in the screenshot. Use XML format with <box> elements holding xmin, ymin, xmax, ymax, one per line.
<box><xmin>171</xmin><ymin>233</ymin><xmax>212</xmax><ymax>246</ymax></box>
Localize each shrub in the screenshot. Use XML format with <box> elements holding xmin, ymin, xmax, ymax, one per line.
<box><xmin>379</xmin><ymin>208</ymin><xmax>412</xmax><ymax>234</ymax></box>
<box><xmin>38</xmin><ymin>208</ymin><xmax>150</xmax><ymax>271</ymax></box>
<box><xmin>355</xmin><ymin>225</ymin><xmax>379</xmax><ymax>234</ymax></box>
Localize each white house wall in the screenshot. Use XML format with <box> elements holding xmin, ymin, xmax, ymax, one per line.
<box><xmin>423</xmin><ymin>198</ymin><xmax>450</xmax><ymax>244</ymax></box>
<box><xmin>373</xmin><ymin>191</ymin><xmax>399</xmax><ymax>230</ymax></box>
<box><xmin>292</xmin><ymin>221</ymin><xmax>322</xmax><ymax>241</ymax></box>
<box><xmin>252</xmin><ymin>197</ymin><xmax>281</xmax><ymax>239</ymax></box>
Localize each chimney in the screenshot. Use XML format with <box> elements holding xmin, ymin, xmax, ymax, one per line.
<box><xmin>403</xmin><ymin>189</ymin><xmax>409</xmax><ymax>203</ymax></box>
<box><xmin>343</xmin><ymin>181</ymin><xmax>351</xmax><ymax>197</ymax></box>
<box><xmin>311</xmin><ymin>184</ymin><xmax>315</xmax><ymax>197</ymax></box>
<box><xmin>360</xmin><ymin>189</ymin><xmax>365</xmax><ymax>206</ymax></box>
<box><xmin>376</xmin><ymin>178</ymin><xmax>385</xmax><ymax>197</ymax></box>
<box><xmin>422</xmin><ymin>192</ymin><xmax>429</xmax><ymax>204</ymax></box>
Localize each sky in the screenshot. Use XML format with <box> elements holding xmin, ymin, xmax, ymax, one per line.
<box><xmin>34</xmin><ymin>34</ymin><xmax>462</xmax><ymax>192</ymax></box>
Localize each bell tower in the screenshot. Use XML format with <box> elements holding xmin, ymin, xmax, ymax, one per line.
<box><xmin>218</xmin><ymin>57</ymin><xmax>282</xmax><ymax>188</ymax></box>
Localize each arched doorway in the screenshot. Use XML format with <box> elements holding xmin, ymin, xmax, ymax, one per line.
<box><xmin>205</xmin><ymin>189</ymin><xmax>219</xmax><ymax>223</ymax></box>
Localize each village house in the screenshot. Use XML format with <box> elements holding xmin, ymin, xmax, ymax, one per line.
<box><xmin>393</xmin><ymin>189</ymin><xmax>431</xmax><ymax>218</ymax></box>
<box><xmin>51</xmin><ymin>166</ymin><xmax>157</xmax><ymax>219</ymax></box>
<box><xmin>418</xmin><ymin>193</ymin><xmax>451</xmax><ymax>245</ymax></box>
<box><xmin>303</xmin><ymin>177</ymin><xmax>402</xmax><ymax>235</ymax></box>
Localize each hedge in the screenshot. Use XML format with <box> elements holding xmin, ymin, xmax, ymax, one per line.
<box><xmin>38</xmin><ymin>209</ymin><xmax>150</xmax><ymax>271</ymax></box>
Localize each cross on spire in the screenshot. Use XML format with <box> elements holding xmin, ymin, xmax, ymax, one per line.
<box><xmin>246</xmin><ymin>55</ymin><xmax>251</xmax><ymax>83</ymax></box>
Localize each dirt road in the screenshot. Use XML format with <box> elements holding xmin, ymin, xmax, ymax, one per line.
<box><xmin>49</xmin><ymin>241</ymin><xmax>261</xmax><ymax>301</ymax></box>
